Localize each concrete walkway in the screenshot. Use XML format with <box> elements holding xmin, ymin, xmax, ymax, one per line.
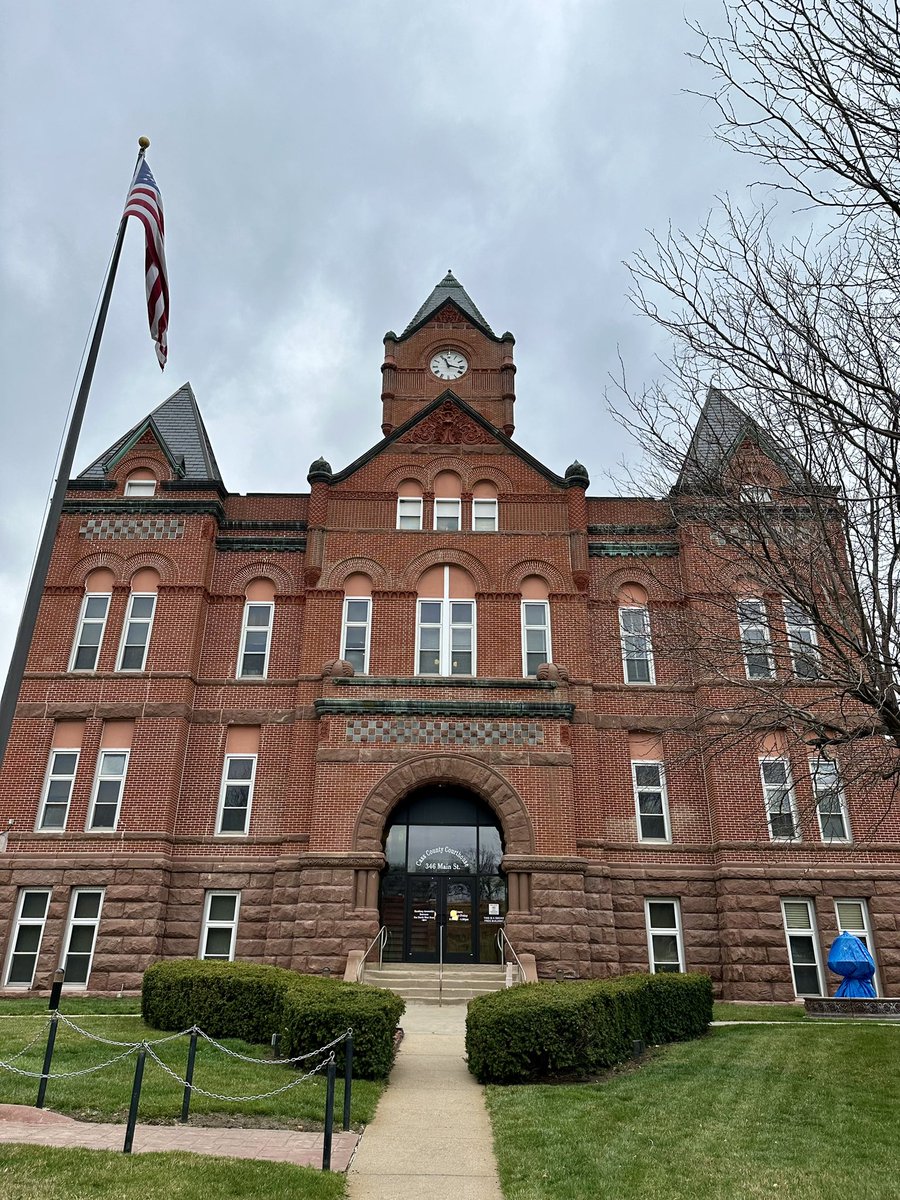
<box><xmin>0</xmin><ymin>1103</ymin><xmax>358</xmax><ymax>1170</ymax></box>
<box><xmin>347</xmin><ymin>1003</ymin><xmax>502</xmax><ymax>1200</ymax></box>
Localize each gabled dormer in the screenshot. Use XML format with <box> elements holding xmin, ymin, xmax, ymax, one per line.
<box><xmin>381</xmin><ymin>271</ymin><xmax>517</xmax><ymax>437</ymax></box>
<box><xmin>73</xmin><ymin>383</ymin><xmax>225</xmax><ymax>496</ymax></box>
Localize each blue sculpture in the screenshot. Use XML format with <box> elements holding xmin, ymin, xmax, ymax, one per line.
<box><xmin>827</xmin><ymin>931</ymin><xmax>877</xmax><ymax>998</ymax></box>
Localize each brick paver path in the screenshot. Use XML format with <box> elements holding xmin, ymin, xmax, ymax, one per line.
<box><xmin>0</xmin><ymin>1103</ymin><xmax>358</xmax><ymax>1170</ymax></box>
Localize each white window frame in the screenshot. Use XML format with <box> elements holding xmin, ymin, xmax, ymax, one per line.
<box><xmin>341</xmin><ymin>596</ymin><xmax>371</xmax><ymax>675</ymax></box>
<box><xmin>36</xmin><ymin>748</ymin><xmax>80</xmax><ymax>831</ymax></box>
<box><xmin>69</xmin><ymin>593</ymin><xmax>111</xmax><ymax>672</ymax></box>
<box><xmin>238</xmin><ymin>601</ymin><xmax>274</xmax><ymax>679</ymax></box>
<box><xmin>216</xmin><ymin>754</ymin><xmax>258</xmax><ymax>835</ymax></box>
<box><xmin>739</xmin><ymin>484</ymin><xmax>772</xmax><ymax>503</ymax></box>
<box><xmin>472</xmin><ymin>498</ymin><xmax>498</xmax><ymax>532</ymax></box>
<box><xmin>116</xmin><ymin>592</ymin><xmax>157</xmax><ymax>672</ymax></box>
<box><xmin>619</xmin><ymin>605</ymin><xmax>655</xmax><ymax>685</ymax></box>
<box><xmin>416</xmin><ymin>568</ymin><xmax>476</xmax><ymax>677</ymax></box>
<box><xmin>60</xmin><ymin>888</ymin><xmax>105</xmax><ymax>989</ymax></box>
<box><xmin>86</xmin><ymin>748</ymin><xmax>130</xmax><ymax>831</ymax></box>
<box><xmin>124</xmin><ymin>478</ymin><xmax>156</xmax><ymax>497</ymax></box>
<box><xmin>199</xmin><ymin>891</ymin><xmax>241</xmax><ymax>961</ymax></box>
<box><xmin>810</xmin><ymin>758</ymin><xmax>851</xmax><ymax>843</ymax></box>
<box><xmin>783</xmin><ymin>600</ymin><xmax>821</xmax><ymax>680</ymax></box>
<box><xmin>397</xmin><ymin>496</ymin><xmax>423</xmax><ymax>530</ymax></box>
<box><xmin>521</xmin><ymin>599</ymin><xmax>551</xmax><ymax>677</ymax></box>
<box><xmin>833</xmin><ymin>898</ymin><xmax>879</xmax><ymax>994</ymax></box>
<box><xmin>737</xmin><ymin>598</ymin><xmax>775</xmax><ymax>681</ymax></box>
<box><xmin>644</xmin><ymin>898</ymin><xmax>684</xmax><ymax>973</ymax></box>
<box><xmin>3</xmin><ymin>889</ymin><xmax>51</xmax><ymax>988</ymax></box>
<box><xmin>759</xmin><ymin>757</ymin><xmax>801</xmax><ymax>841</ymax></box>
<box><xmin>632</xmin><ymin>761</ymin><xmax>671</xmax><ymax>843</ymax></box>
<box><xmin>433</xmin><ymin>497</ymin><xmax>461</xmax><ymax>531</ymax></box>
<box><xmin>781</xmin><ymin>898</ymin><xmax>823</xmax><ymax>997</ymax></box>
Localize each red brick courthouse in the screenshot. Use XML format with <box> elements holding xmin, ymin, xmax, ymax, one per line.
<box><xmin>2</xmin><ymin>273</ymin><xmax>897</xmax><ymax>1000</ymax></box>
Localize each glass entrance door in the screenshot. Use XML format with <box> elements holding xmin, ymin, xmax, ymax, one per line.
<box><xmin>405</xmin><ymin>877</ymin><xmax>476</xmax><ymax>962</ymax></box>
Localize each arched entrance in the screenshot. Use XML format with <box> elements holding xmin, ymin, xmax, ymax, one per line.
<box><xmin>379</xmin><ymin>785</ymin><xmax>507</xmax><ymax>964</ymax></box>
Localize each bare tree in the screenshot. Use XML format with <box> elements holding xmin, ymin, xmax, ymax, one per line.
<box><xmin>614</xmin><ymin>1</ymin><xmax>900</xmax><ymax>801</ymax></box>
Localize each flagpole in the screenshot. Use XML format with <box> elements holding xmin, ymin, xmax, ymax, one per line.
<box><xmin>0</xmin><ymin>137</ymin><xmax>151</xmax><ymax>772</ymax></box>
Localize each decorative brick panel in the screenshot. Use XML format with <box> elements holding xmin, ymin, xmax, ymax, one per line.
<box><xmin>346</xmin><ymin>718</ymin><xmax>544</xmax><ymax>747</ymax></box>
<box><xmin>79</xmin><ymin>518</ymin><xmax>185</xmax><ymax>541</ymax></box>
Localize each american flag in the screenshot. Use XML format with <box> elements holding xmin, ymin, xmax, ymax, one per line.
<box><xmin>124</xmin><ymin>158</ymin><xmax>169</xmax><ymax>369</ymax></box>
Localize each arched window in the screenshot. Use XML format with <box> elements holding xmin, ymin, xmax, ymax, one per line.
<box><xmin>397</xmin><ymin>480</ymin><xmax>423</xmax><ymax>530</ymax></box>
<box><xmin>116</xmin><ymin>569</ymin><xmax>159</xmax><ymax>671</ymax></box>
<box><xmin>416</xmin><ymin>565</ymin><xmax>475</xmax><ymax>676</ymax></box>
<box><xmin>124</xmin><ymin>470</ymin><xmax>157</xmax><ymax>497</ymax></box>
<box><xmin>520</xmin><ymin>575</ymin><xmax>551</xmax><ymax>676</ymax></box>
<box><xmin>433</xmin><ymin>471</ymin><xmax>462</xmax><ymax>531</ymax></box>
<box><xmin>238</xmin><ymin>579</ymin><xmax>275</xmax><ymax>678</ymax></box>
<box><xmin>70</xmin><ymin>568</ymin><xmax>114</xmax><ymax>671</ymax></box>
<box><xmin>341</xmin><ymin>573</ymin><xmax>372</xmax><ymax>674</ymax></box>
<box><xmin>472</xmin><ymin>481</ymin><xmax>498</xmax><ymax>532</ymax></box>
<box><xmin>617</xmin><ymin>583</ymin><xmax>654</xmax><ymax>684</ymax></box>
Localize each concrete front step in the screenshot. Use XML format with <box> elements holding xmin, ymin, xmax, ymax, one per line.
<box><xmin>362</xmin><ymin>963</ymin><xmax>509</xmax><ymax>1003</ymax></box>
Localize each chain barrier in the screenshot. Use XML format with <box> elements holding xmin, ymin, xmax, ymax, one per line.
<box><xmin>0</xmin><ymin>1025</ymin><xmax>48</xmax><ymax>1065</ymax></box>
<box><xmin>54</xmin><ymin>1011</ymin><xmax>192</xmax><ymax>1049</ymax></box>
<box><xmin>0</xmin><ymin>1043</ymin><xmax>137</xmax><ymax>1080</ymax></box>
<box><xmin>195</xmin><ymin>1025</ymin><xmax>351</xmax><ymax>1066</ymax></box>
<box><xmin>144</xmin><ymin>1042</ymin><xmax>335</xmax><ymax>1103</ymax></box>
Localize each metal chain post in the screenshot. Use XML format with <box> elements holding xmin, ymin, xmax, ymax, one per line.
<box><xmin>35</xmin><ymin>1014</ymin><xmax>59</xmax><ymax>1109</ymax></box>
<box><xmin>342</xmin><ymin>1033</ymin><xmax>353</xmax><ymax>1131</ymax></box>
<box><xmin>123</xmin><ymin>1045</ymin><xmax>147</xmax><ymax>1153</ymax></box>
<box><xmin>180</xmin><ymin>1029</ymin><xmax>198</xmax><ymax>1122</ymax></box>
<box><xmin>322</xmin><ymin>1055</ymin><xmax>337</xmax><ymax>1171</ymax></box>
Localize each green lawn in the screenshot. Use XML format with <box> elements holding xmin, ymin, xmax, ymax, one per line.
<box><xmin>712</xmin><ymin>1001</ymin><xmax>805</xmax><ymax>1022</ymax></box>
<box><xmin>0</xmin><ymin>996</ymin><xmax>141</xmax><ymax>1016</ymax></box>
<box><xmin>0</xmin><ymin>1145</ymin><xmax>345</xmax><ymax>1200</ymax></box>
<box><xmin>0</xmin><ymin>1012</ymin><xmax>381</xmax><ymax>1128</ymax></box>
<box><xmin>486</xmin><ymin>1023</ymin><xmax>900</xmax><ymax>1200</ymax></box>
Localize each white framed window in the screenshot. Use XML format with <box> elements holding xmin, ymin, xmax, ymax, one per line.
<box><xmin>834</xmin><ymin>899</ymin><xmax>879</xmax><ymax>994</ymax></box>
<box><xmin>740</xmin><ymin>484</ymin><xmax>772</xmax><ymax>503</ymax></box>
<box><xmin>781</xmin><ymin>898</ymin><xmax>823</xmax><ymax>996</ymax></box>
<box><xmin>87</xmin><ymin>750</ymin><xmax>129</xmax><ymax>831</ymax></box>
<box><xmin>417</xmin><ymin>599</ymin><xmax>475</xmax><ymax>676</ymax></box>
<box><xmin>124</xmin><ymin>478</ymin><xmax>156</xmax><ymax>497</ymax></box>
<box><xmin>341</xmin><ymin>597</ymin><xmax>371</xmax><ymax>674</ymax></box>
<box><xmin>433</xmin><ymin>498</ymin><xmax>461</xmax><ymax>531</ymax></box>
<box><xmin>783</xmin><ymin>601</ymin><xmax>821</xmax><ymax>679</ymax></box>
<box><xmin>397</xmin><ymin>497</ymin><xmax>423</xmax><ymax>530</ymax></box>
<box><xmin>60</xmin><ymin>889</ymin><xmax>104</xmax><ymax>988</ymax></box>
<box><xmin>737</xmin><ymin>598</ymin><xmax>775</xmax><ymax>680</ymax></box>
<box><xmin>645</xmin><ymin>898</ymin><xmax>684</xmax><ymax>973</ymax></box>
<box><xmin>69</xmin><ymin>593</ymin><xmax>111</xmax><ymax>671</ymax></box>
<box><xmin>216</xmin><ymin>754</ymin><xmax>257</xmax><ymax>835</ymax></box>
<box><xmin>238</xmin><ymin>602</ymin><xmax>273</xmax><ymax>678</ymax></box>
<box><xmin>472</xmin><ymin>498</ymin><xmax>498</xmax><ymax>531</ymax></box>
<box><xmin>633</xmin><ymin>762</ymin><xmax>670</xmax><ymax>842</ymax></box>
<box><xmin>760</xmin><ymin>757</ymin><xmax>800</xmax><ymax>841</ymax></box>
<box><xmin>116</xmin><ymin>593</ymin><xmax>156</xmax><ymax>671</ymax></box>
<box><xmin>810</xmin><ymin>758</ymin><xmax>850</xmax><ymax>842</ymax></box>
<box><xmin>619</xmin><ymin>606</ymin><xmax>655</xmax><ymax>684</ymax></box>
<box><xmin>4</xmin><ymin>889</ymin><xmax>51</xmax><ymax>987</ymax></box>
<box><xmin>521</xmin><ymin>600</ymin><xmax>551</xmax><ymax>676</ymax></box>
<box><xmin>199</xmin><ymin>891</ymin><xmax>241</xmax><ymax>961</ymax></box>
<box><xmin>37</xmin><ymin>749</ymin><xmax>80</xmax><ymax>831</ymax></box>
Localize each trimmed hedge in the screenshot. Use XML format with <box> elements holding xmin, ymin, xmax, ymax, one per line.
<box><xmin>141</xmin><ymin>960</ymin><xmax>404</xmax><ymax>1080</ymax></box>
<box><xmin>465</xmin><ymin>971</ymin><xmax>712</xmax><ymax>1083</ymax></box>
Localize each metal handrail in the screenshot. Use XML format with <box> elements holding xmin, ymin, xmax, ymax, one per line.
<box><xmin>438</xmin><ymin>926</ymin><xmax>444</xmax><ymax>1007</ymax></box>
<box><xmin>496</xmin><ymin>927</ymin><xmax>525</xmax><ymax>986</ymax></box>
<box><xmin>356</xmin><ymin>926</ymin><xmax>388</xmax><ymax>982</ymax></box>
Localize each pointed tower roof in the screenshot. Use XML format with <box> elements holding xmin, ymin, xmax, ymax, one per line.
<box><xmin>78</xmin><ymin>383</ymin><xmax>223</xmax><ymax>484</ymax></box>
<box><xmin>675</xmin><ymin>386</ymin><xmax>810</xmax><ymax>493</ymax></box>
<box><xmin>400</xmin><ymin>270</ymin><xmax>497</xmax><ymax>340</ymax></box>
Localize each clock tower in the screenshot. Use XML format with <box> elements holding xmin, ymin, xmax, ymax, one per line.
<box><xmin>380</xmin><ymin>271</ymin><xmax>516</xmax><ymax>436</ymax></box>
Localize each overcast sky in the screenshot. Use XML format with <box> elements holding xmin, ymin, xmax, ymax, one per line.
<box><xmin>0</xmin><ymin>0</ymin><xmax>751</xmax><ymax>678</ymax></box>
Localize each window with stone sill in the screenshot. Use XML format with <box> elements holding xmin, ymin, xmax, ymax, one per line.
<box><xmin>644</xmin><ymin>898</ymin><xmax>684</xmax><ymax>973</ymax></box>
<box><xmin>70</xmin><ymin>593</ymin><xmax>111</xmax><ymax>671</ymax></box>
<box><xmin>834</xmin><ymin>899</ymin><xmax>879</xmax><ymax>994</ymax></box>
<box><xmin>216</xmin><ymin>754</ymin><xmax>257</xmax><ymax>835</ymax></box>
<box><xmin>238</xmin><ymin>601</ymin><xmax>273</xmax><ymax>679</ymax></box>
<box><xmin>397</xmin><ymin>497</ymin><xmax>423</xmax><ymax>530</ymax></box>
<box><xmin>737</xmin><ymin>598</ymin><xmax>775</xmax><ymax>680</ymax></box>
<box><xmin>781</xmin><ymin>898</ymin><xmax>823</xmax><ymax>997</ymax></box>
<box><xmin>632</xmin><ymin>761</ymin><xmax>670</xmax><ymax>842</ymax></box>
<box><xmin>472</xmin><ymin>498</ymin><xmax>498</xmax><ymax>532</ymax></box>
<box><xmin>521</xmin><ymin>600</ymin><xmax>551</xmax><ymax>677</ymax></box>
<box><xmin>810</xmin><ymin>758</ymin><xmax>850</xmax><ymax>842</ymax></box>
<box><xmin>3</xmin><ymin>889</ymin><xmax>51</xmax><ymax>987</ymax></box>
<box><xmin>116</xmin><ymin>593</ymin><xmax>156</xmax><ymax>671</ymax></box>
<box><xmin>783</xmin><ymin>600</ymin><xmax>821</xmax><ymax>680</ymax></box>
<box><xmin>60</xmin><ymin>889</ymin><xmax>104</xmax><ymax>988</ymax></box>
<box><xmin>619</xmin><ymin>605</ymin><xmax>655</xmax><ymax>684</ymax></box>
<box><xmin>37</xmin><ymin>749</ymin><xmax>80</xmax><ymax>831</ymax></box>
<box><xmin>759</xmin><ymin>757</ymin><xmax>800</xmax><ymax>841</ymax></box>
<box><xmin>199</xmin><ymin>891</ymin><xmax>240</xmax><ymax>961</ymax></box>
<box><xmin>341</xmin><ymin>597</ymin><xmax>371</xmax><ymax>674</ymax></box>
<box><xmin>433</xmin><ymin>498</ymin><xmax>461</xmax><ymax>531</ymax></box>
<box><xmin>87</xmin><ymin>749</ymin><xmax>129</xmax><ymax>831</ymax></box>
<box><xmin>124</xmin><ymin>478</ymin><xmax>156</xmax><ymax>497</ymax></box>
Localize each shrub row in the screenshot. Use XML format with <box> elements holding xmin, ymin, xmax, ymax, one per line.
<box><xmin>465</xmin><ymin>971</ymin><xmax>713</xmax><ymax>1083</ymax></box>
<box><xmin>141</xmin><ymin>960</ymin><xmax>405</xmax><ymax>1080</ymax></box>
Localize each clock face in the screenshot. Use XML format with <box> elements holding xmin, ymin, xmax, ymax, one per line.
<box><xmin>430</xmin><ymin>350</ymin><xmax>468</xmax><ymax>380</ymax></box>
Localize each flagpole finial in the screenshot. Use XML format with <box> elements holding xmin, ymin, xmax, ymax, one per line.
<box><xmin>138</xmin><ymin>136</ymin><xmax>150</xmax><ymax>150</ymax></box>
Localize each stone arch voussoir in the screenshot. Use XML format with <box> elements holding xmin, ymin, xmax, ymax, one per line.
<box><xmin>601</xmin><ymin>564</ymin><xmax>673</xmax><ymax>605</ymax></box>
<box><xmin>121</xmin><ymin>551</ymin><xmax>179</xmax><ymax>585</ymax></box>
<box><xmin>399</xmin><ymin>547</ymin><xmax>492</xmax><ymax>593</ymax></box>
<box><xmin>353</xmin><ymin>753</ymin><xmax>535</xmax><ymax>855</ymax></box>
<box><xmin>70</xmin><ymin>551</ymin><xmax>126</xmax><ymax>587</ymax></box>
<box><xmin>320</xmin><ymin>557</ymin><xmax>391</xmax><ymax>591</ymax></box>
<box><xmin>226</xmin><ymin>561</ymin><xmax>297</xmax><ymax>596</ymax></box>
<box><xmin>503</xmin><ymin>558</ymin><xmax>570</xmax><ymax>595</ymax></box>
